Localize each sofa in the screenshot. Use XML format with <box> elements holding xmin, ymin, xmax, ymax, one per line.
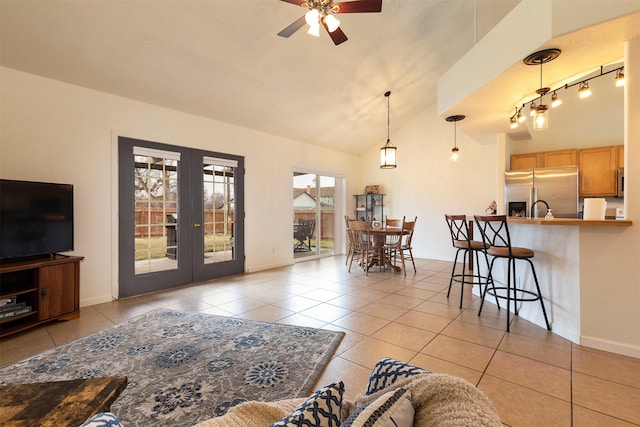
<box><xmin>81</xmin><ymin>357</ymin><xmax>501</xmax><ymax>426</ymax></box>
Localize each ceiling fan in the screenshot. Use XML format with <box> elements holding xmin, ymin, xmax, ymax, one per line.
<box><xmin>277</xmin><ymin>0</ymin><xmax>383</xmax><ymax>46</ymax></box>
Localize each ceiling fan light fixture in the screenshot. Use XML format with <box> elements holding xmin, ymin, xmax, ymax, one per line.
<box><xmin>305</xmin><ymin>8</ymin><xmax>320</xmax><ymax>26</ymax></box>
<box><xmin>324</xmin><ymin>14</ymin><xmax>340</xmax><ymax>32</ymax></box>
<box><xmin>307</xmin><ymin>23</ymin><xmax>320</xmax><ymax>36</ymax></box>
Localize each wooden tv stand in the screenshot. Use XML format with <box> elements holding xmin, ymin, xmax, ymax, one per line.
<box><xmin>0</xmin><ymin>255</ymin><xmax>83</xmax><ymax>338</ymax></box>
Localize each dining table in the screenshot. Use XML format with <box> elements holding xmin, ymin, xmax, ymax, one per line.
<box><xmin>367</xmin><ymin>226</ymin><xmax>406</xmax><ymax>272</ymax></box>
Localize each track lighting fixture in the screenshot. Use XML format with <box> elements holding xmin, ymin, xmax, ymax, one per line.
<box><xmin>446</xmin><ymin>115</ymin><xmax>465</xmax><ymax>161</ymax></box>
<box><xmin>380</xmin><ymin>91</ymin><xmax>397</xmax><ymax>169</ymax></box>
<box><xmin>509</xmin><ymin>49</ymin><xmax>624</xmax><ymax>131</ymax></box>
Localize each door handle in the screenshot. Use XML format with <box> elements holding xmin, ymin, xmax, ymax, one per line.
<box><xmin>194</xmin><ymin>223</ymin><xmax>201</xmax><ymax>227</ymax></box>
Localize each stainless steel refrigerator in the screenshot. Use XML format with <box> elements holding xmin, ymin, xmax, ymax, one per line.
<box><xmin>505</xmin><ymin>166</ymin><xmax>579</xmax><ymax>218</ymax></box>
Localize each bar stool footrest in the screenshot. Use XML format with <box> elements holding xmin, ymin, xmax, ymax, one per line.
<box><xmin>486</xmin><ymin>286</ymin><xmax>543</xmax><ymax>303</ymax></box>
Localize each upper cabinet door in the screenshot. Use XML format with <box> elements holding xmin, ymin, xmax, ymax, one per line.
<box><xmin>510</xmin><ymin>153</ymin><xmax>541</xmax><ymax>170</ymax></box>
<box><xmin>542</xmin><ymin>149</ymin><xmax>577</xmax><ymax>168</ymax></box>
<box><xmin>578</xmin><ymin>146</ymin><xmax>617</xmax><ymax>196</ymax></box>
<box><xmin>617</xmin><ymin>145</ymin><xmax>625</xmax><ymax>169</ymax></box>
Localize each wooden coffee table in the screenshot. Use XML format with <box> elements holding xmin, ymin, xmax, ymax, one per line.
<box><xmin>0</xmin><ymin>376</ymin><xmax>127</xmax><ymax>426</ymax></box>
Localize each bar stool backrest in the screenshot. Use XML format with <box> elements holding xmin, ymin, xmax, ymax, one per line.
<box><xmin>473</xmin><ymin>215</ymin><xmax>513</xmax><ymax>255</ymax></box>
<box><xmin>444</xmin><ymin>214</ymin><xmax>472</xmax><ymax>246</ymax></box>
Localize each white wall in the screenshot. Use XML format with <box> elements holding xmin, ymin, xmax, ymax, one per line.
<box><xmin>0</xmin><ymin>67</ymin><xmax>360</xmax><ymax>306</ymax></box>
<box><xmin>358</xmin><ymin>104</ymin><xmax>498</xmax><ymax>262</ymax></box>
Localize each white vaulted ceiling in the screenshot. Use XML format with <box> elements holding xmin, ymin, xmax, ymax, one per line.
<box><xmin>0</xmin><ymin>0</ymin><xmax>518</xmax><ymax>154</ymax></box>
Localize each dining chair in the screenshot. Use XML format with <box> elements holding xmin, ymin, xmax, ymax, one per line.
<box><xmin>389</xmin><ymin>217</ymin><xmax>417</xmax><ymax>275</ymax></box>
<box><xmin>383</xmin><ymin>216</ymin><xmax>404</xmax><ymax>263</ymax></box>
<box><xmin>473</xmin><ymin>215</ymin><xmax>551</xmax><ymax>332</ymax></box>
<box><xmin>344</xmin><ymin>216</ymin><xmax>356</xmax><ymax>266</ymax></box>
<box><xmin>348</xmin><ymin>219</ymin><xmax>375</xmax><ymax>275</ymax></box>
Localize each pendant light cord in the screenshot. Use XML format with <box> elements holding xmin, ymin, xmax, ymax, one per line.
<box><xmin>385</xmin><ymin>90</ymin><xmax>391</xmax><ymax>142</ymax></box>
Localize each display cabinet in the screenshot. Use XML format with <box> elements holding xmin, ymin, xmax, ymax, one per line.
<box><xmin>354</xmin><ymin>194</ymin><xmax>385</xmax><ymax>225</ymax></box>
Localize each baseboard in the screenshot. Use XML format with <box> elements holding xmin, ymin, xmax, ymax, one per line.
<box><xmin>246</xmin><ymin>261</ymin><xmax>292</xmax><ymax>273</ymax></box>
<box><xmin>580</xmin><ymin>335</ymin><xmax>640</xmax><ymax>359</ymax></box>
<box><xmin>80</xmin><ymin>295</ymin><xmax>114</xmax><ymax>307</ymax></box>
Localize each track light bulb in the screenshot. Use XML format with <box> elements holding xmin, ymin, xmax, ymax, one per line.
<box><xmin>551</xmin><ymin>92</ymin><xmax>562</xmax><ymax>108</ymax></box>
<box><xmin>578</xmin><ymin>82</ymin><xmax>591</xmax><ymax>99</ymax></box>
<box><xmin>324</xmin><ymin>15</ymin><xmax>340</xmax><ymax>32</ymax></box>
<box><xmin>615</xmin><ymin>69</ymin><xmax>625</xmax><ymax>87</ymax></box>
<box><xmin>510</xmin><ymin>117</ymin><xmax>519</xmax><ymax>129</ymax></box>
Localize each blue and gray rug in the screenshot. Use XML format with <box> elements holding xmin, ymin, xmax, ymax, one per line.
<box><xmin>0</xmin><ymin>309</ymin><xmax>344</xmax><ymax>426</ymax></box>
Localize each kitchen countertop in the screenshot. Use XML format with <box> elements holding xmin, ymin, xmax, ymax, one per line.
<box><xmin>507</xmin><ymin>217</ymin><xmax>632</xmax><ymax>226</ymax></box>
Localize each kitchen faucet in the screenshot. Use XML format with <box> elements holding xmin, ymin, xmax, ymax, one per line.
<box><xmin>531</xmin><ymin>200</ymin><xmax>550</xmax><ymax>218</ymax></box>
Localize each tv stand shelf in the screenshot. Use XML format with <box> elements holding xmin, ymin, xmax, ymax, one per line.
<box><xmin>0</xmin><ymin>255</ymin><xmax>83</xmax><ymax>338</ymax></box>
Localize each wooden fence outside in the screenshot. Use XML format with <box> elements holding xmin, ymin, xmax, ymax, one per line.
<box><xmin>135</xmin><ymin>209</ymin><xmax>233</xmax><ymax>237</ymax></box>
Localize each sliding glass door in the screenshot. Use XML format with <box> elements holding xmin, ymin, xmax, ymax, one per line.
<box><xmin>292</xmin><ymin>172</ymin><xmax>336</xmax><ymax>259</ymax></box>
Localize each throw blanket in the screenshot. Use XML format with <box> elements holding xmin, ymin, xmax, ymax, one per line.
<box><xmin>192</xmin><ymin>373</ymin><xmax>501</xmax><ymax>426</ymax></box>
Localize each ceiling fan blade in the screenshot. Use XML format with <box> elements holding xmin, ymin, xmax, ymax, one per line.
<box><xmin>323</xmin><ymin>21</ymin><xmax>348</xmax><ymax>45</ymax></box>
<box><xmin>280</xmin><ymin>0</ymin><xmax>307</xmax><ymax>5</ymax></box>
<box><xmin>334</xmin><ymin>0</ymin><xmax>382</xmax><ymax>13</ymax></box>
<box><xmin>278</xmin><ymin>16</ymin><xmax>306</xmax><ymax>38</ymax></box>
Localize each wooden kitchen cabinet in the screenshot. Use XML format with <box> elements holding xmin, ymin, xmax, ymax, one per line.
<box><xmin>617</xmin><ymin>145</ymin><xmax>624</xmax><ymax>168</ymax></box>
<box><xmin>542</xmin><ymin>149</ymin><xmax>577</xmax><ymax>167</ymax></box>
<box><xmin>578</xmin><ymin>146</ymin><xmax>618</xmax><ymax>196</ymax></box>
<box><xmin>510</xmin><ymin>152</ymin><xmax>541</xmax><ymax>170</ymax></box>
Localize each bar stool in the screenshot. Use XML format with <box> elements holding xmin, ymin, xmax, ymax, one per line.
<box><xmin>444</xmin><ymin>214</ymin><xmax>495</xmax><ymax>309</ymax></box>
<box><xmin>473</xmin><ymin>215</ymin><xmax>551</xmax><ymax>332</ymax></box>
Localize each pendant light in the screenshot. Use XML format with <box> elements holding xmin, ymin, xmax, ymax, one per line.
<box><xmin>524</xmin><ymin>49</ymin><xmax>560</xmax><ymax>131</ymax></box>
<box><xmin>380</xmin><ymin>90</ymin><xmax>397</xmax><ymax>169</ymax></box>
<box><xmin>446</xmin><ymin>115</ymin><xmax>465</xmax><ymax>161</ymax></box>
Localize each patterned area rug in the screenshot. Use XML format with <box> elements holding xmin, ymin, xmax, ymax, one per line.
<box><xmin>0</xmin><ymin>309</ymin><xmax>344</xmax><ymax>426</ymax></box>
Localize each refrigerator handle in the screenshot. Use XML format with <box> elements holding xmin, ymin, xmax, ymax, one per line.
<box><xmin>530</xmin><ymin>187</ymin><xmax>536</xmax><ymax>218</ymax></box>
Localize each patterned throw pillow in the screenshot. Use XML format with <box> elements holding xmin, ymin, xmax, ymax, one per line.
<box><xmin>269</xmin><ymin>381</ymin><xmax>344</xmax><ymax>427</ymax></box>
<box><xmin>342</xmin><ymin>388</ymin><xmax>414</xmax><ymax>427</ymax></box>
<box><xmin>365</xmin><ymin>357</ymin><xmax>430</xmax><ymax>395</ymax></box>
<box><xmin>79</xmin><ymin>412</ymin><xmax>124</xmax><ymax>427</ymax></box>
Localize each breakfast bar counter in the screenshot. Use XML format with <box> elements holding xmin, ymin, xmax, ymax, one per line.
<box><xmin>506</xmin><ymin>217</ymin><xmax>632</xmax><ymax>226</ymax></box>
<box><xmin>480</xmin><ymin>216</ymin><xmax>634</xmax><ymax>351</ymax></box>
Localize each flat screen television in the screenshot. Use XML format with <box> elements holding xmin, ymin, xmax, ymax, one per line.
<box><xmin>0</xmin><ymin>179</ymin><xmax>74</xmax><ymax>261</ymax></box>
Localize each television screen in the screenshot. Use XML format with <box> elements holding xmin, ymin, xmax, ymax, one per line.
<box><xmin>0</xmin><ymin>179</ymin><xmax>74</xmax><ymax>260</ymax></box>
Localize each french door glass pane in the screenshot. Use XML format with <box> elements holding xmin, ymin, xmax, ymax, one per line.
<box><xmin>203</xmin><ymin>161</ymin><xmax>235</xmax><ymax>264</ymax></box>
<box><xmin>133</xmin><ymin>154</ymin><xmax>178</xmax><ymax>274</ymax></box>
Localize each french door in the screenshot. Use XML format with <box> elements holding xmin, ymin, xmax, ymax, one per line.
<box><xmin>118</xmin><ymin>137</ymin><xmax>244</xmax><ymax>297</ymax></box>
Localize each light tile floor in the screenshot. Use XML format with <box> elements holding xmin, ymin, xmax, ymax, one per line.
<box><xmin>1</xmin><ymin>256</ymin><xmax>639</xmax><ymax>426</ymax></box>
